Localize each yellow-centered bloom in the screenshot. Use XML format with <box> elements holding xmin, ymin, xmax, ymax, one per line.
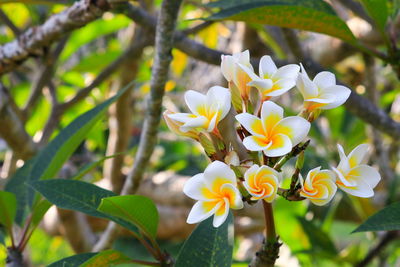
<box><xmin>243</xmin><ymin>164</ymin><xmax>281</xmax><ymax>202</ymax></box>
<box><xmin>221</xmin><ymin>50</ymin><xmax>253</xmax><ymax>99</ymax></box>
<box><xmin>236</xmin><ymin>101</ymin><xmax>310</xmax><ymax>157</ymax></box>
<box><xmin>239</xmin><ymin>55</ymin><xmax>299</xmax><ymax>100</ymax></box>
<box><xmin>332</xmin><ymin>144</ymin><xmax>381</xmax><ymax>198</ymax></box>
<box><xmin>183</xmin><ymin>161</ymin><xmax>244</xmax><ymax>227</ymax></box>
<box><xmin>296</xmin><ymin>64</ymin><xmax>351</xmax><ymax>111</ymax></box>
<box><xmin>167</xmin><ymin>86</ymin><xmax>231</xmax><ymax>133</ymax></box>
<box><xmin>299</xmin><ymin>167</ymin><xmax>337</xmax><ymax>206</ymax></box>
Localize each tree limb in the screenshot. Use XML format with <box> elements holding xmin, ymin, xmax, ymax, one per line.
<box><xmin>0</xmin><ymin>0</ymin><xmax>110</xmax><ymax>75</ymax></box>
<box><xmin>93</xmin><ymin>0</ymin><xmax>182</xmax><ymax>252</ymax></box>
<box><xmin>0</xmin><ymin>83</ymin><xmax>38</xmax><ymax>160</ymax></box>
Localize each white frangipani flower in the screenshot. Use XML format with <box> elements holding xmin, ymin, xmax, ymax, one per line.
<box><xmin>183</xmin><ymin>161</ymin><xmax>243</xmax><ymax>227</ymax></box>
<box><xmin>296</xmin><ymin>64</ymin><xmax>351</xmax><ymax>111</ymax></box>
<box><xmin>243</xmin><ymin>164</ymin><xmax>281</xmax><ymax>202</ymax></box>
<box><xmin>236</xmin><ymin>101</ymin><xmax>310</xmax><ymax>157</ymax></box>
<box><xmin>167</xmin><ymin>86</ymin><xmax>231</xmax><ymax>133</ymax></box>
<box><xmin>239</xmin><ymin>55</ymin><xmax>300</xmax><ymax>100</ymax></box>
<box><xmin>221</xmin><ymin>50</ymin><xmax>253</xmax><ymax>99</ymax></box>
<box><xmin>332</xmin><ymin>144</ymin><xmax>381</xmax><ymax>198</ymax></box>
<box><xmin>299</xmin><ymin>167</ymin><xmax>337</xmax><ymax>206</ymax></box>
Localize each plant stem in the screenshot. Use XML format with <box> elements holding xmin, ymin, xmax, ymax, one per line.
<box><xmin>263</xmin><ymin>201</ymin><xmax>276</xmax><ymax>244</ymax></box>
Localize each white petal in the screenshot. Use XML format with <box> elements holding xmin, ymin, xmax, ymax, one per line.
<box><xmin>260</xmin><ymin>101</ymin><xmax>284</xmax><ymax>134</ymax></box>
<box><xmin>248</xmin><ymin>79</ymin><xmax>273</xmax><ymax>92</ymax></box>
<box><xmin>235</xmin><ymin>113</ymin><xmax>264</xmax><ymax>136</ymax></box>
<box><xmin>332</xmin><ymin>166</ymin><xmax>355</xmax><ymax>187</ymax></box>
<box><xmin>212</xmin><ymin>199</ymin><xmax>229</xmax><ymax>227</ymax></box>
<box><xmin>187</xmin><ymin>201</ymin><xmax>220</xmax><ymax>224</ymax></box>
<box><xmin>221</xmin><ymin>55</ymin><xmax>235</xmax><ymax>81</ymax></box>
<box><xmin>296</xmin><ymin>72</ymin><xmax>318</xmax><ymax>99</ymax></box>
<box><xmin>221</xmin><ymin>183</ymin><xmax>243</xmax><ymax>209</ymax></box>
<box><xmin>273</xmin><ymin>116</ymin><xmax>310</xmax><ymax>146</ymax></box>
<box><xmin>273</xmin><ymin>64</ymin><xmax>300</xmax><ymax>81</ymax></box>
<box><xmin>207</xmin><ymin>86</ymin><xmax>231</xmax><ymax>119</ymax></box>
<box><xmin>236</xmin><ymin>50</ymin><xmax>250</xmax><ymax>66</ymax></box>
<box><xmin>237</xmin><ymin>63</ymin><xmax>259</xmax><ymax>80</ymax></box>
<box><xmin>306</xmin><ymin>166</ymin><xmax>322</xmax><ymax>189</ymax></box>
<box><xmin>243</xmin><ymin>136</ymin><xmax>271</xmax><ymax>151</ymax></box>
<box><xmin>168</xmin><ymin>113</ymin><xmax>195</xmax><ymax>124</ymax></box>
<box><xmin>185</xmin><ymin>90</ymin><xmax>206</xmax><ymax>115</ymax></box>
<box><xmin>320</xmin><ymin>85</ymin><xmax>351</xmax><ymax>109</ymax></box>
<box><xmin>203</xmin><ymin>161</ymin><xmax>236</xmax><ymax>187</ymax></box>
<box><xmin>259</xmin><ymin>55</ymin><xmax>277</xmax><ymax>78</ymax></box>
<box><xmin>180</xmin><ymin>116</ymin><xmax>208</xmax><ymax>132</ymax></box>
<box><xmin>338</xmin><ymin>180</ymin><xmax>374</xmax><ymax>198</ymax></box>
<box><xmin>183</xmin><ymin>173</ymin><xmax>209</xmax><ymax>201</ymax></box>
<box><xmin>336</xmin><ymin>144</ymin><xmax>350</xmax><ymax>174</ymax></box>
<box><xmin>305</xmin><ymin>94</ymin><xmax>336</xmax><ymax>104</ymax></box>
<box><xmin>350</xmin><ymin>165</ymin><xmax>381</xmax><ymax>189</ymax></box>
<box><xmin>313</xmin><ymin>71</ymin><xmax>336</xmax><ymax>89</ymax></box>
<box><xmin>206</xmin><ymin>114</ymin><xmax>218</xmax><ymax>132</ymax></box>
<box><xmin>263</xmin><ymin>134</ymin><xmax>292</xmax><ymax>157</ymax></box>
<box><xmin>348</xmin><ymin>143</ymin><xmax>369</xmax><ymax>167</ymax></box>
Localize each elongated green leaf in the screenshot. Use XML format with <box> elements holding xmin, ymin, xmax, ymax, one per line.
<box><xmin>298</xmin><ymin>217</ymin><xmax>337</xmax><ymax>255</ymax></box>
<box><xmin>0</xmin><ymin>191</ymin><xmax>17</xmax><ymax>229</ymax></box>
<box><xmin>98</xmin><ymin>195</ymin><xmax>159</xmax><ymax>239</ymax></box>
<box><xmin>30</xmin><ymin>199</ymin><xmax>52</xmax><ymax>230</ymax></box>
<box><xmin>48</xmin><ymin>253</ymin><xmax>97</xmax><ymax>267</ymax></box>
<box><xmin>72</xmin><ymin>153</ymin><xmax>125</xmax><ymax>181</ymax></box>
<box><xmin>5</xmin><ymin>160</ymin><xmax>34</xmax><ymax>225</ymax></box>
<box><xmin>353</xmin><ymin>201</ymin><xmax>400</xmax><ymax>232</ymax></box>
<box><xmin>29</xmin><ymin>180</ymin><xmax>138</xmax><ymax>234</ymax></box>
<box><xmin>206</xmin><ymin>0</ymin><xmax>356</xmax><ymax>43</ymax></box>
<box><xmin>81</xmin><ymin>250</ymin><xmax>132</xmax><ymax>267</ymax></box>
<box><xmin>360</xmin><ymin>0</ymin><xmax>388</xmax><ymax>32</ymax></box>
<box><xmin>175</xmin><ymin>212</ymin><xmax>234</xmax><ymax>267</ymax></box>
<box><xmin>30</xmin><ymin>83</ymin><xmax>132</xmax><ymax>183</ymax></box>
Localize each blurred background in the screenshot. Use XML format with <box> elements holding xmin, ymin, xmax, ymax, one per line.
<box><xmin>0</xmin><ymin>0</ymin><xmax>399</xmax><ymax>266</ymax></box>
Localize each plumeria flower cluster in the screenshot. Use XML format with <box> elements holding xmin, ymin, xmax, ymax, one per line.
<box><xmin>165</xmin><ymin>50</ymin><xmax>381</xmax><ymax>228</ymax></box>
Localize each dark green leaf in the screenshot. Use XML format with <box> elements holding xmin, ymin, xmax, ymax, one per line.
<box><xmin>80</xmin><ymin>250</ymin><xmax>132</xmax><ymax>267</ymax></box>
<box><xmin>98</xmin><ymin>195</ymin><xmax>159</xmax><ymax>239</ymax></box>
<box><xmin>29</xmin><ymin>83</ymin><xmax>132</xmax><ymax>183</ymax></box>
<box><xmin>5</xmin><ymin>160</ymin><xmax>35</xmax><ymax>225</ymax></box>
<box><xmin>297</xmin><ymin>217</ymin><xmax>337</xmax><ymax>255</ymax></box>
<box><xmin>0</xmin><ymin>225</ymin><xmax>5</xmax><ymax>245</ymax></box>
<box><xmin>206</xmin><ymin>0</ymin><xmax>356</xmax><ymax>43</ymax></box>
<box><xmin>0</xmin><ymin>191</ymin><xmax>17</xmax><ymax>229</ymax></box>
<box><xmin>360</xmin><ymin>0</ymin><xmax>388</xmax><ymax>32</ymax></box>
<box><xmin>31</xmin><ymin>199</ymin><xmax>52</xmax><ymax>230</ymax></box>
<box><xmin>47</xmin><ymin>253</ymin><xmax>97</xmax><ymax>267</ymax></box>
<box><xmin>29</xmin><ymin>180</ymin><xmax>138</xmax><ymax>234</ymax></box>
<box><xmin>175</xmin><ymin>212</ymin><xmax>234</xmax><ymax>267</ymax></box>
<box><xmin>353</xmin><ymin>201</ymin><xmax>400</xmax><ymax>232</ymax></box>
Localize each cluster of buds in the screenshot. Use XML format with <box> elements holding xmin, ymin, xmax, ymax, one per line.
<box><xmin>164</xmin><ymin>50</ymin><xmax>381</xmax><ymax>227</ymax></box>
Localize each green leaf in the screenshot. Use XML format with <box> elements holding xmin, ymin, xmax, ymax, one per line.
<box><xmin>29</xmin><ymin>83</ymin><xmax>132</xmax><ymax>183</ymax></box>
<box><xmin>29</xmin><ymin>180</ymin><xmax>138</xmax><ymax>234</ymax></box>
<box><xmin>297</xmin><ymin>217</ymin><xmax>337</xmax><ymax>255</ymax></box>
<box><xmin>175</xmin><ymin>212</ymin><xmax>234</xmax><ymax>267</ymax></box>
<box><xmin>72</xmin><ymin>153</ymin><xmax>125</xmax><ymax>181</ymax></box>
<box><xmin>98</xmin><ymin>195</ymin><xmax>159</xmax><ymax>239</ymax></box>
<box><xmin>30</xmin><ymin>199</ymin><xmax>52</xmax><ymax>230</ymax></box>
<box><xmin>0</xmin><ymin>225</ymin><xmax>5</xmax><ymax>245</ymax></box>
<box><xmin>360</xmin><ymin>0</ymin><xmax>388</xmax><ymax>32</ymax></box>
<box><xmin>48</xmin><ymin>253</ymin><xmax>97</xmax><ymax>267</ymax></box>
<box><xmin>80</xmin><ymin>250</ymin><xmax>132</xmax><ymax>267</ymax></box>
<box><xmin>5</xmin><ymin>159</ymin><xmax>35</xmax><ymax>225</ymax></box>
<box><xmin>0</xmin><ymin>191</ymin><xmax>17</xmax><ymax>230</ymax></box>
<box><xmin>353</xmin><ymin>201</ymin><xmax>400</xmax><ymax>232</ymax></box>
<box><xmin>206</xmin><ymin>0</ymin><xmax>356</xmax><ymax>43</ymax></box>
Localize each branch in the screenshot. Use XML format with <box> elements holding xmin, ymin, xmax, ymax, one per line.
<box><xmin>93</xmin><ymin>0</ymin><xmax>182</xmax><ymax>252</ymax></box>
<box><xmin>0</xmin><ymin>83</ymin><xmax>38</xmax><ymax>160</ymax></box>
<box><xmin>0</xmin><ymin>0</ymin><xmax>110</xmax><ymax>75</ymax></box>
<box><xmin>120</xmin><ymin>0</ymin><xmax>183</xmax><ymax>195</ymax></box>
